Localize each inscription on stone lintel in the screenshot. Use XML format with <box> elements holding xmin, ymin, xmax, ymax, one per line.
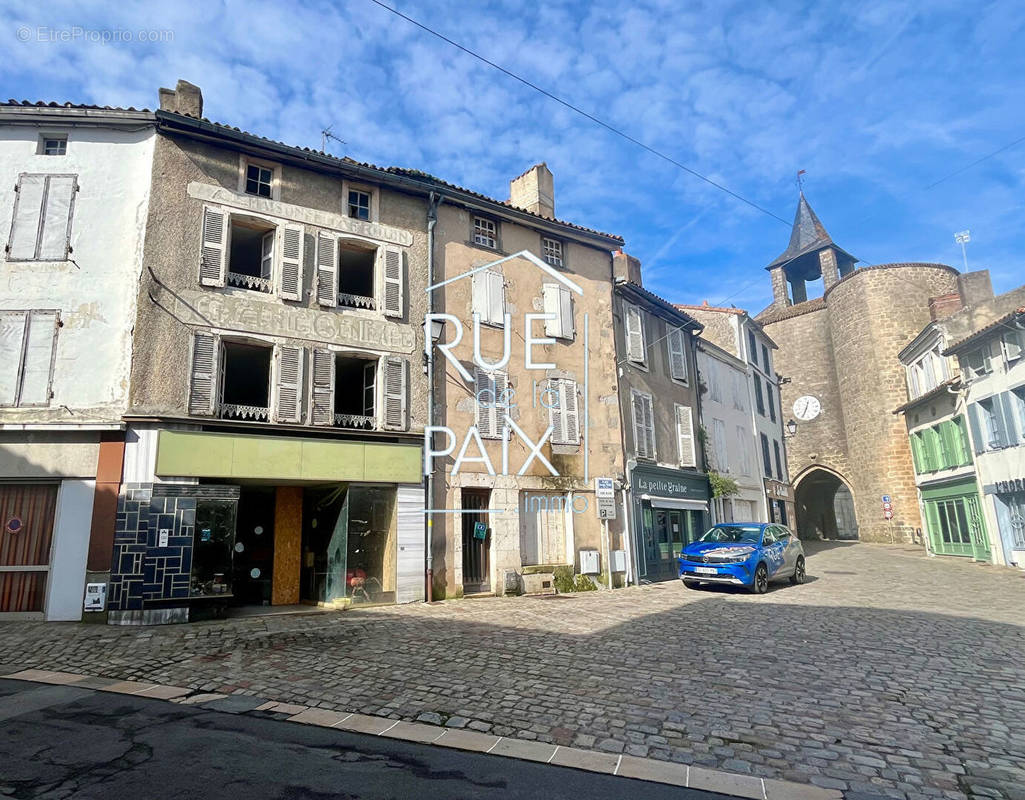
<box><xmin>176</xmin><ymin>291</ymin><xmax>415</xmax><ymax>353</ymax></box>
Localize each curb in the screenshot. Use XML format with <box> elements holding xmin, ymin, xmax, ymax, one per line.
<box><xmin>2</xmin><ymin>668</ymin><xmax>841</xmax><ymax>800</ymax></box>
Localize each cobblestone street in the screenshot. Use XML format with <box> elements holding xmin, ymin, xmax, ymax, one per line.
<box><xmin>2</xmin><ymin>542</ymin><xmax>1024</xmax><ymax>800</ymax></box>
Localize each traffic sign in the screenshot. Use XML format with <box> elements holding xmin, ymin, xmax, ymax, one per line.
<box><xmin>882</xmin><ymin>495</ymin><xmax>891</xmax><ymax>503</ymax></box>
<box><xmin>883</xmin><ymin>509</ymin><xmax>893</xmax><ymax>520</ymax></box>
<box><xmin>595</xmin><ymin>477</ymin><xmax>616</xmax><ymax>519</ymax></box>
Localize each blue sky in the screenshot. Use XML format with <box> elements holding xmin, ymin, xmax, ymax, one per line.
<box><xmin>3</xmin><ymin>0</ymin><xmax>1023</xmax><ymax>313</ymax></box>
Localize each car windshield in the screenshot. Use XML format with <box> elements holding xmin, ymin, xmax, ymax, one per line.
<box><xmin>698</xmin><ymin>525</ymin><xmax>763</xmax><ymax>544</ymax></box>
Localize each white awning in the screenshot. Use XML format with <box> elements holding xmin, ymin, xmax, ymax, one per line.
<box><xmin>640</xmin><ymin>494</ymin><xmax>708</xmax><ymax>511</ymax></box>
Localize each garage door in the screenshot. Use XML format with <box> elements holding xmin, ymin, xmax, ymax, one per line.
<box><xmin>0</xmin><ymin>484</ymin><xmax>58</xmax><ymax>613</ymax></box>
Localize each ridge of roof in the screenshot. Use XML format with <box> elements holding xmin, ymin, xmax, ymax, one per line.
<box><xmin>3</xmin><ymin>99</ymin><xmax>152</xmax><ymax>112</ymax></box>
<box><xmin>943</xmin><ymin>307</ymin><xmax>1025</xmax><ymax>355</ymax></box>
<box><xmin>676</xmin><ymin>302</ymin><xmax>745</xmax><ymax>316</ymax></box>
<box><xmin>616</xmin><ymin>280</ymin><xmax>702</xmax><ymax>329</ymax></box>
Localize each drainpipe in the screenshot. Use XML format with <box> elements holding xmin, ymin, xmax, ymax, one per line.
<box><xmin>425</xmin><ymin>191</ymin><xmax>439</xmax><ymax>603</ymax></box>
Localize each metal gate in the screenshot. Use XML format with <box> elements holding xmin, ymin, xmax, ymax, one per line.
<box><xmin>461</xmin><ymin>488</ymin><xmax>490</xmax><ymax>593</ymax></box>
<box><xmin>0</xmin><ymin>484</ymin><xmax>58</xmax><ymax>614</ymax></box>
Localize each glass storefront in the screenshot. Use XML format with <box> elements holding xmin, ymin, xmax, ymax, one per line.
<box><xmin>631</xmin><ymin>466</ymin><xmax>711</xmax><ymax>582</ymax></box>
<box><xmin>921</xmin><ymin>479</ymin><xmax>989</xmax><ymax>561</ymax></box>
<box><xmin>190</xmin><ymin>499</ymin><xmax>238</xmax><ymax>598</ymax></box>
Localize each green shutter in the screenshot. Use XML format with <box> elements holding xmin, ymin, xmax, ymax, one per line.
<box><xmin>953</xmin><ymin>416</ymin><xmax>972</xmax><ymax>465</ymax></box>
<box><xmin>910</xmin><ymin>433</ymin><xmax>924</xmax><ymax>473</ymax></box>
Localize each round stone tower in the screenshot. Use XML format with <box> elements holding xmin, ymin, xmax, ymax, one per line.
<box><xmin>756</xmin><ymin>194</ymin><xmax>960</xmax><ymax>543</ymax></box>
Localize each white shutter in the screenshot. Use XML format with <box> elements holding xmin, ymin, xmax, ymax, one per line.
<box><xmin>471</xmin><ymin>270</ymin><xmax>488</xmax><ymax>322</ymax></box>
<box><xmin>487</xmin><ymin>270</ymin><xmax>505</xmax><ymax>325</ymax></box>
<box><xmin>382</xmin><ymin>357</ymin><xmax>408</xmax><ymax>431</ymax></box>
<box><xmin>642</xmin><ymin>393</ymin><xmax>655</xmax><ymax>459</ymax></box>
<box><xmin>18</xmin><ymin>311</ymin><xmax>58</xmax><ymax>406</ymax></box>
<box><xmin>561</xmin><ymin>379</ymin><xmax>579</xmax><ymax>444</ymax></box>
<box><xmin>381</xmin><ymin>245</ymin><xmax>404</xmax><ymax>318</ymax></box>
<box><xmin>475</xmin><ymin>367</ymin><xmax>506</xmax><ymax>438</ymax></box>
<box><xmin>278</xmin><ymin>224</ymin><xmax>304</xmax><ymax>300</ymax></box>
<box><xmin>677</xmin><ymin>404</ymin><xmax>696</xmax><ymax>468</ymax></box>
<box><xmin>668</xmin><ymin>328</ymin><xmax>688</xmax><ymax>381</ymax></box>
<box><xmin>1003</xmin><ymin>332</ymin><xmax>1023</xmax><ymax>361</ymax></box>
<box><xmin>273</xmin><ymin>344</ymin><xmax>304</xmax><ymax>423</ymax></box>
<box><xmin>543</xmin><ymin>284</ymin><xmax>562</xmax><ymax>338</ymax></box>
<box><xmin>200</xmin><ymin>206</ymin><xmax>228</xmax><ymax>286</ymax></box>
<box><xmin>310</xmin><ymin>348</ymin><xmax>335</xmax><ymax>426</ymax></box>
<box><xmin>0</xmin><ymin>312</ymin><xmax>26</xmax><ymax>405</ymax></box>
<box><xmin>632</xmin><ymin>390</ymin><xmax>655</xmax><ymax>459</ymax></box>
<box><xmin>39</xmin><ymin>176</ymin><xmax>77</xmax><ymax>260</ymax></box>
<box><xmin>626</xmin><ymin>305</ymin><xmax>645</xmax><ymax>363</ymax></box>
<box><xmin>7</xmin><ymin>174</ymin><xmax>45</xmax><ymax>260</ymax></box>
<box><xmin>549</xmin><ymin>379</ymin><xmax>565</xmax><ymax>443</ymax></box>
<box><xmin>316</xmin><ymin>231</ymin><xmax>338</xmax><ymax>307</ymax></box>
<box><xmin>188</xmin><ymin>332</ymin><xmax>220</xmax><ymax>416</ymax></box>
<box><xmin>395</xmin><ymin>484</ymin><xmax>425</xmax><ymax>604</ymax></box>
<box><xmin>559</xmin><ymin>285</ymin><xmax>574</xmax><ymax>339</ymax></box>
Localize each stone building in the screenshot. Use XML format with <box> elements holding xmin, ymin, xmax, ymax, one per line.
<box><xmin>612</xmin><ymin>254</ymin><xmax>707</xmax><ymax>582</ymax></box>
<box><xmin>427</xmin><ymin>164</ymin><xmax>627</xmax><ymax>598</ymax></box>
<box><xmin>0</xmin><ymin>101</ymin><xmax>156</xmax><ymax>620</ymax></box>
<box><xmin>756</xmin><ymin>192</ymin><xmax>972</xmax><ymax>543</ymax></box>
<box><xmin>108</xmin><ymin>82</ymin><xmax>429</xmax><ymax>623</ymax></box>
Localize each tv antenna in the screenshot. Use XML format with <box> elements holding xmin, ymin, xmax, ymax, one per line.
<box><xmin>321</xmin><ymin>127</ymin><xmax>346</xmax><ymax>154</ymax></box>
<box><xmin>954</xmin><ymin>229</ymin><xmax>970</xmax><ymax>270</ymax></box>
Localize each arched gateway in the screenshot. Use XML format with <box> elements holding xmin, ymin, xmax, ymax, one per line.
<box><xmin>794</xmin><ymin>467</ymin><xmax>859</xmax><ymax>541</ymax></box>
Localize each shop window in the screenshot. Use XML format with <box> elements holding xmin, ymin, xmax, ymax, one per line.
<box><xmin>220</xmin><ymin>341</ymin><xmax>272</xmax><ymax>421</ymax></box>
<box><xmin>190</xmin><ymin>499</ymin><xmax>238</xmax><ymax>598</ymax></box>
<box><xmin>227</xmin><ymin>216</ymin><xmax>275</xmax><ymax>293</ymax></box>
<box><xmin>337</xmin><ymin>239</ymin><xmax>376</xmax><ymax>309</ymax></box>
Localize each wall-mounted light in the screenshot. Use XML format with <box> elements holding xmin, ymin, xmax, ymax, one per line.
<box><xmin>424</xmin><ymin>318</ymin><xmax>448</xmax><ymax>374</ymax></box>
<box><xmin>785</xmin><ymin>418</ymin><xmax>798</xmax><ymax>437</ymax></box>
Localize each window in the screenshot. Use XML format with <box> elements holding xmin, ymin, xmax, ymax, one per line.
<box><xmin>731</xmin><ymin>371</ymin><xmax>746</xmax><ymax>411</ymax></box>
<box><xmin>6</xmin><ymin>173</ymin><xmax>77</xmax><ymax>261</ymax></box>
<box><xmin>1003</xmin><ymin>331</ymin><xmax>1024</xmax><ymax>363</ymax></box>
<box><xmin>909</xmin><ymin>347</ymin><xmax>947</xmax><ymax>398</ymax></box>
<box><xmin>676</xmin><ymin>404</ymin><xmax>696</xmax><ymax>467</ymax></box>
<box><xmin>1002</xmin><ymin>493</ymin><xmax>1025</xmax><ymax>549</ymax></box>
<box><xmin>542</xmin><ymin>237</ymin><xmax>564</xmax><ymax>268</ymax></box>
<box><xmin>668</xmin><ymin>328</ymin><xmax>688</xmax><ymax>383</ymax></box>
<box><xmin>736</xmin><ymin>426</ymin><xmax>751</xmax><ymax>475</ymax></box>
<box><xmin>754</xmin><ymin>374</ymin><xmax>765</xmax><ymax>416</ymax></box>
<box><xmin>747</xmin><ymin>329</ymin><xmax>758</xmax><ymax>364</ymax></box>
<box><xmin>39</xmin><ymin>135</ymin><xmax>67</xmax><ymax>156</ymax></box>
<box><xmin>761</xmin><ymin>344</ymin><xmax>770</xmax><ymax>374</ymax></box>
<box><xmin>773</xmin><ymin>439</ymin><xmax>783</xmax><ymax>480</ymax></box>
<box><xmin>1013</xmin><ymin>387</ymin><xmax>1025</xmax><ymax>440</ymax></box>
<box><xmin>760</xmin><ymin>433</ymin><xmax>772</xmax><ymax>477</ymax></box>
<box><xmin>766</xmin><ymin>381</ymin><xmax>776</xmax><ymax>422</ymax></box>
<box><xmin>245</xmin><ymin>163</ymin><xmax>273</xmax><ymax>198</ymax></box>
<box><xmin>472</xmin><ymin>269</ymin><xmax>506</xmax><ymax>326</ymax></box>
<box><xmin>348</xmin><ymin>190</ymin><xmax>371</xmax><ymax>221</ymax></box>
<box><xmin>312</xmin><ymin>232</ymin><xmax>404</xmax><ymax>316</ymax></box>
<box><xmin>974</xmin><ymin>396</ymin><xmax>1012</xmax><ymax>450</ymax></box>
<box><xmin>219</xmin><ymin>341</ymin><xmax>273</xmax><ymax>422</ymax></box>
<box><xmin>200</xmin><ymin>207</ymin><xmax>304</xmax><ymax>300</ymax></box>
<box><xmin>311</xmin><ymin>350</ymin><xmax>376</xmax><ymax>430</ymax></box>
<box><xmin>934</xmin><ymin>499</ymin><xmax>973</xmax><ymax>545</ymax></box>
<box><xmin>711</xmin><ymin>418</ymin><xmax>728</xmax><ymax>472</ymax></box>
<box><xmin>0</xmin><ymin>310</ymin><xmax>59</xmax><ymax>407</ymax></box>
<box><xmin>632</xmin><ymin>390</ymin><xmax>655</xmax><ymax>459</ymax></box>
<box><xmin>337</xmin><ymin>240</ymin><xmax>376</xmax><ymax>308</ymax></box>
<box><xmin>473</xmin><ymin>216</ymin><xmax>498</xmax><ymax>249</ymax></box>
<box><xmin>962</xmin><ymin>346</ymin><xmax>991</xmax><ymax>380</ymax></box>
<box><xmin>548</xmin><ymin>378</ymin><xmax>580</xmax><ymax>445</ymax></box>
<box><xmin>475</xmin><ymin>367</ymin><xmax>508</xmax><ymax>439</ymax></box>
<box><xmin>542</xmin><ymin>283</ymin><xmax>574</xmax><ymax>340</ymax></box>
<box><xmin>625</xmin><ymin>304</ymin><xmax>646</xmax><ymax>364</ymax></box>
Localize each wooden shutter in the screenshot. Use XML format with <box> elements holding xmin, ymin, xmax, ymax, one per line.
<box><xmin>1003</xmin><ymin>332</ymin><xmax>1023</xmax><ymax>361</ymax></box>
<box><xmin>17</xmin><ymin>311</ymin><xmax>59</xmax><ymax>406</ymax></box>
<box><xmin>487</xmin><ymin>271</ymin><xmax>505</xmax><ymax>325</ymax></box>
<box><xmin>626</xmin><ymin>305</ymin><xmax>644</xmax><ymax>363</ymax></box>
<box><xmin>310</xmin><ymin>348</ymin><xmax>335</xmax><ymax>426</ymax></box>
<box><xmin>188</xmin><ymin>332</ymin><xmax>219</xmax><ymax>416</ymax></box>
<box><xmin>475</xmin><ymin>367</ymin><xmax>498</xmax><ymax>438</ymax></box>
<box><xmin>471</xmin><ymin>270</ymin><xmax>488</xmax><ymax>322</ymax></box>
<box><xmin>677</xmin><ymin>404</ymin><xmax>696</xmax><ymax>467</ymax></box>
<box><xmin>999</xmin><ymin>392</ymin><xmax>1019</xmax><ymax>444</ymax></box>
<box><xmin>382</xmin><ymin>357</ymin><xmax>408</xmax><ymax>431</ymax></box>
<box><xmin>7</xmin><ymin>174</ymin><xmax>45</xmax><ymax>260</ymax></box>
<box><xmin>381</xmin><ymin>246</ymin><xmax>404</xmax><ymax>317</ymax></box>
<box><xmin>910</xmin><ymin>433</ymin><xmax>924</xmax><ymax>473</ymax></box>
<box><xmin>200</xmin><ymin>206</ymin><xmax>228</xmax><ymax>286</ymax></box>
<box><xmin>633</xmin><ymin>391</ymin><xmax>654</xmax><ymax>459</ymax></box>
<box><xmin>38</xmin><ymin>175</ymin><xmax>77</xmax><ymax>261</ymax></box>
<box><xmin>273</xmin><ymin>344</ymin><xmax>304</xmax><ymax>423</ymax></box>
<box><xmin>561</xmin><ymin>379</ymin><xmax>579</xmax><ymax>444</ymax></box>
<box><xmin>668</xmin><ymin>328</ymin><xmax>688</xmax><ymax>381</ymax></box>
<box><xmin>278</xmin><ymin>224</ymin><xmax>304</xmax><ymax>300</ymax></box>
<box><xmin>395</xmin><ymin>484</ymin><xmax>426</xmax><ymax>604</ymax></box>
<box><xmin>0</xmin><ymin>312</ymin><xmax>26</xmax><ymax>405</ymax></box>
<box><xmin>316</xmin><ymin>231</ymin><xmax>338</xmax><ymax>307</ymax></box>
<box><xmin>549</xmin><ymin>379</ymin><xmax>565</xmax><ymax>443</ymax></box>
<box><xmin>543</xmin><ymin>284</ymin><xmax>562</xmax><ymax>338</ymax></box>
<box><xmin>967</xmin><ymin>405</ymin><xmax>985</xmax><ymax>454</ymax></box>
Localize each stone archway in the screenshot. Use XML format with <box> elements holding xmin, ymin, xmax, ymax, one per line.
<box><xmin>793</xmin><ymin>467</ymin><xmax>859</xmax><ymax>541</ymax></box>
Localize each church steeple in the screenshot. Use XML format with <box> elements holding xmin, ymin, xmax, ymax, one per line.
<box><xmin>766</xmin><ymin>192</ymin><xmax>857</xmax><ymax>307</ymax></box>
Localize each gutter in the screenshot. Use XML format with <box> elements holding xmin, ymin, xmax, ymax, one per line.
<box><xmin>425</xmin><ymin>190</ymin><xmax>440</xmax><ymax>603</ymax></box>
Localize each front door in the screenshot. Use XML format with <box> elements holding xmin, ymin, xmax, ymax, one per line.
<box><xmin>0</xmin><ymin>484</ymin><xmax>57</xmax><ymax>614</ymax></box>
<box><xmin>461</xmin><ymin>489</ymin><xmax>491</xmax><ymax>593</ymax></box>
<box><xmin>965</xmin><ymin>495</ymin><xmax>991</xmax><ymax>562</ymax></box>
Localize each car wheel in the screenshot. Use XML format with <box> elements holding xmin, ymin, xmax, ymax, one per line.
<box><xmin>790</xmin><ymin>556</ymin><xmax>806</xmax><ymax>585</ymax></box>
<box><xmin>750</xmin><ymin>563</ymin><xmax>769</xmax><ymax>594</ymax></box>
<box><xmin>682</xmin><ymin>579</ymin><xmax>701</xmax><ymax>590</ymax></box>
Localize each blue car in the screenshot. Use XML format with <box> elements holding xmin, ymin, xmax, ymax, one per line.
<box><xmin>678</xmin><ymin>522</ymin><xmax>806</xmax><ymax>594</ymax></box>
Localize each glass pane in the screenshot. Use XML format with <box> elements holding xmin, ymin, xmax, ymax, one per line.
<box><xmin>346</xmin><ymin>486</ymin><xmax>396</xmax><ymax>604</ymax></box>
<box><xmin>191</xmin><ymin>500</ymin><xmax>237</xmax><ymax>597</ymax></box>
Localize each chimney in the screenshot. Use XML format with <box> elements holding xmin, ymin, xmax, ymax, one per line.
<box><xmin>957</xmin><ymin>270</ymin><xmax>993</xmax><ymax>308</ymax></box>
<box><xmin>509</xmin><ymin>163</ymin><xmax>555</xmax><ymax>219</ymax></box>
<box><xmin>928</xmin><ymin>293</ymin><xmax>963</xmax><ymax>321</ymax></box>
<box><xmin>613</xmin><ymin>249</ymin><xmax>642</xmax><ymax>286</ymax></box>
<box><xmin>158</xmin><ymin>79</ymin><xmax>203</xmax><ymax>118</ymax></box>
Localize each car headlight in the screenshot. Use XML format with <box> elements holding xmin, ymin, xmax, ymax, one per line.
<box><xmin>718</xmin><ymin>547</ymin><xmax>755</xmax><ymax>563</ymax></box>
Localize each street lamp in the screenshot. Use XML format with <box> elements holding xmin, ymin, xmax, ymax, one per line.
<box><xmin>785</xmin><ymin>419</ymin><xmax>798</xmax><ymax>437</ymax></box>
<box><xmin>423</xmin><ymin>317</ymin><xmax>447</xmax><ymax>374</ymax></box>
<box><xmin>954</xmin><ymin>229</ymin><xmax>970</xmax><ymax>271</ymax></box>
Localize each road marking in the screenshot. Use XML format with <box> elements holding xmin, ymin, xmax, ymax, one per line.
<box><xmin>613</xmin><ymin>754</ymin><xmax>622</xmax><ymax>775</ymax></box>
<box><xmin>546</xmin><ymin>746</ymin><xmax>559</xmax><ymax>764</ymax></box>
<box><xmin>379</xmin><ymin>721</ymin><xmax>400</xmax><ymax>735</ymax></box>
<box><xmin>486</xmin><ymin>736</ymin><xmax>503</xmax><ymax>753</ymax></box>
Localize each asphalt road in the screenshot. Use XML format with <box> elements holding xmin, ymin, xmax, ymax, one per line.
<box><xmin>0</xmin><ymin>679</ymin><xmax>729</xmax><ymax>800</ymax></box>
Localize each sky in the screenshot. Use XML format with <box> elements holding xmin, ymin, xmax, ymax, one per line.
<box><xmin>2</xmin><ymin>0</ymin><xmax>1023</xmax><ymax>313</ymax></box>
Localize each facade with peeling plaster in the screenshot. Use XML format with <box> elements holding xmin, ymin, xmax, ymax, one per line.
<box><xmin>0</xmin><ymin>102</ymin><xmax>156</xmax><ymax>620</ymax></box>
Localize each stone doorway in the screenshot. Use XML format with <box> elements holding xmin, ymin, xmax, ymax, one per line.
<box><xmin>794</xmin><ymin>468</ymin><xmax>859</xmax><ymax>540</ymax></box>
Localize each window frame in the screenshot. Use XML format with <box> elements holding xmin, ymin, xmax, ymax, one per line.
<box><xmin>471</xmin><ymin>214</ymin><xmax>501</xmax><ymax>251</ymax></box>
<box><xmin>38</xmin><ymin>134</ymin><xmax>68</xmax><ymax>156</ymax></box>
<box><xmin>238</xmin><ymin>155</ymin><xmax>281</xmax><ymax>201</ymax></box>
<box><xmin>0</xmin><ymin>309</ymin><xmax>60</xmax><ymax>408</ymax></box>
<box><xmin>342</xmin><ymin>179</ymin><xmax>379</xmax><ymax>223</ymax></box>
<box><xmin>541</xmin><ymin>235</ymin><xmax>565</xmax><ymax>268</ymax></box>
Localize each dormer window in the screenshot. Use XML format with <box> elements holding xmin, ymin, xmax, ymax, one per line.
<box><xmin>39</xmin><ymin>135</ymin><xmax>67</xmax><ymax>156</ymax></box>
<box><xmin>245</xmin><ymin>164</ymin><xmax>273</xmax><ymax>198</ymax></box>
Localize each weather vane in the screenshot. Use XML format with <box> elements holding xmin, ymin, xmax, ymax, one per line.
<box><xmin>796</xmin><ymin>169</ymin><xmax>807</xmax><ymax>191</ymax></box>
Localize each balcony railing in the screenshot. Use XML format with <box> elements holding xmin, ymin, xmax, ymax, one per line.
<box><xmin>334</xmin><ymin>413</ymin><xmax>375</xmax><ymax>430</ymax></box>
<box><xmin>220</xmin><ymin>403</ymin><xmax>269</xmax><ymax>422</ymax></box>
<box><xmin>228</xmin><ymin>272</ymin><xmax>273</xmax><ymax>293</ymax></box>
<box><xmin>338</xmin><ymin>292</ymin><xmax>375</xmax><ymax>310</ymax></box>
